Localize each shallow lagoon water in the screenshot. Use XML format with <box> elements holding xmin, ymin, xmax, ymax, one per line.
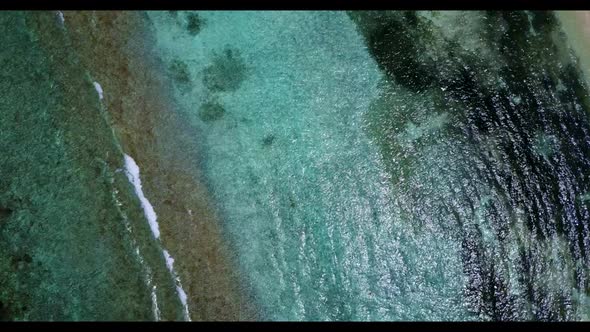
<box><xmin>150</xmin><ymin>11</ymin><xmax>470</xmax><ymax>320</ymax></box>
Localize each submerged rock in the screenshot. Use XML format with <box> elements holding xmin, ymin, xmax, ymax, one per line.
<box><xmin>202</xmin><ymin>48</ymin><xmax>248</xmax><ymax>92</ymax></box>
<box><xmin>168</xmin><ymin>59</ymin><xmax>191</xmax><ymax>84</ymax></box>
<box><xmin>0</xmin><ymin>207</ymin><xmax>12</xmax><ymax>221</ymax></box>
<box><xmin>186</xmin><ymin>13</ymin><xmax>203</xmax><ymax>36</ymax></box>
<box><xmin>354</xmin><ymin>10</ymin><xmax>590</xmax><ymax>320</ymax></box>
<box><xmin>261</xmin><ymin>134</ymin><xmax>275</xmax><ymax>147</ymax></box>
<box><xmin>198</xmin><ymin>101</ymin><xmax>225</xmax><ymax>122</ymax></box>
<box><xmin>349</xmin><ymin>11</ymin><xmax>435</xmax><ymax>92</ymax></box>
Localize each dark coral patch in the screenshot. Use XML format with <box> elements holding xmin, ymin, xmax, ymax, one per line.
<box><xmin>262</xmin><ymin>134</ymin><xmax>275</xmax><ymax>147</ymax></box>
<box><xmin>0</xmin><ymin>301</ymin><xmax>9</xmax><ymax>321</ymax></box>
<box><xmin>202</xmin><ymin>48</ymin><xmax>248</xmax><ymax>92</ymax></box>
<box><xmin>10</xmin><ymin>253</ymin><xmax>33</xmax><ymax>270</ymax></box>
<box><xmin>350</xmin><ymin>12</ymin><xmax>434</xmax><ymax>92</ymax></box>
<box><xmin>0</xmin><ymin>207</ymin><xmax>12</xmax><ymax>222</ymax></box>
<box><xmin>199</xmin><ymin>101</ymin><xmax>226</xmax><ymax>122</ymax></box>
<box><xmin>186</xmin><ymin>13</ymin><xmax>203</xmax><ymax>36</ymax></box>
<box><xmin>168</xmin><ymin>59</ymin><xmax>191</xmax><ymax>84</ymax></box>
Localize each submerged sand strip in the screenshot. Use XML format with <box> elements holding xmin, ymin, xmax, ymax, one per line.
<box><xmin>61</xmin><ymin>11</ymin><xmax>258</xmax><ymax>321</ymax></box>
<box><xmin>556</xmin><ymin>11</ymin><xmax>590</xmax><ymax>86</ymax></box>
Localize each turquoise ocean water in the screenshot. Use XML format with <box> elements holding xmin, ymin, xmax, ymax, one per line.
<box><xmin>151</xmin><ymin>11</ymin><xmax>469</xmax><ymax>320</ymax></box>
<box><xmin>2</xmin><ymin>10</ymin><xmax>590</xmax><ymax>321</ymax></box>
<box><xmin>148</xmin><ymin>11</ymin><xmax>590</xmax><ymax>320</ymax></box>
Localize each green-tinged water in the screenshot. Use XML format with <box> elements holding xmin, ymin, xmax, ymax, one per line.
<box><xmin>1</xmin><ymin>10</ymin><xmax>590</xmax><ymax>321</ymax></box>
<box><xmin>0</xmin><ymin>12</ymin><xmax>183</xmax><ymax>320</ymax></box>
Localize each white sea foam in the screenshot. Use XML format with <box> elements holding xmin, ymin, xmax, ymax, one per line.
<box><xmin>93</xmin><ymin>81</ymin><xmax>104</xmax><ymax>100</ymax></box>
<box><xmin>177</xmin><ymin>286</ymin><xmax>190</xmax><ymax>320</ymax></box>
<box><xmin>163</xmin><ymin>249</ymin><xmax>191</xmax><ymax>321</ymax></box>
<box><xmin>124</xmin><ymin>154</ymin><xmax>191</xmax><ymax>320</ymax></box>
<box><xmin>91</xmin><ymin>65</ymin><xmax>166</xmax><ymax>322</ymax></box>
<box><xmin>111</xmin><ymin>175</ymin><xmax>161</xmax><ymax>321</ymax></box>
<box><xmin>163</xmin><ymin>248</ymin><xmax>175</xmax><ymax>271</ymax></box>
<box><xmin>56</xmin><ymin>11</ymin><xmax>65</xmax><ymax>26</ymax></box>
<box><xmin>138</xmin><ymin>248</ymin><xmax>161</xmax><ymax>321</ymax></box>
<box><xmin>123</xmin><ymin>154</ymin><xmax>160</xmax><ymax>239</ymax></box>
<box><xmin>151</xmin><ymin>284</ymin><xmax>161</xmax><ymax>320</ymax></box>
